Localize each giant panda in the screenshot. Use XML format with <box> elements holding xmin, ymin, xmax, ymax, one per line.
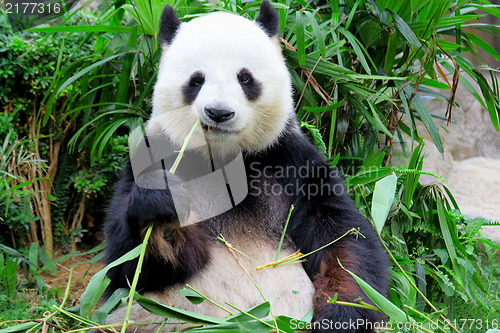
<box><xmin>103</xmin><ymin>2</ymin><xmax>388</xmax><ymax>332</ymax></box>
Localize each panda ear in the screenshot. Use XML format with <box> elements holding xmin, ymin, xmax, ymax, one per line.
<box><xmin>256</xmin><ymin>1</ymin><xmax>280</xmax><ymax>38</ymax></box>
<box><xmin>159</xmin><ymin>5</ymin><xmax>182</xmax><ymax>45</ymax></box>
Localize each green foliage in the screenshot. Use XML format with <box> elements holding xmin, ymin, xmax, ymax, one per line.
<box><xmin>0</xmin><ymin>10</ymin><xmax>93</xmax><ymax>114</ymax></box>
<box><xmin>0</xmin><ymin>11</ymin><xmax>128</xmax><ymax>248</ymax></box>
<box><xmin>0</xmin><ymin>253</ymin><xmax>19</xmax><ymax>299</ymax></box>
<box><xmin>0</xmin><ymin>288</ymin><xmax>60</xmax><ymax>322</ymax></box>
<box><xmin>0</xmin><ymin>242</ymin><xmax>70</xmax><ymax>315</ymax></box>
<box><xmin>0</xmin><ymin>117</ymin><xmax>46</xmax><ymax>245</ymax></box>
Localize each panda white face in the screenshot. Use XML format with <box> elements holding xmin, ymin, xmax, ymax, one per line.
<box><xmin>150</xmin><ymin>9</ymin><xmax>294</xmax><ymax>155</ymax></box>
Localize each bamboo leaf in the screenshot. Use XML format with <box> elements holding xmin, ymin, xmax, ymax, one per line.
<box><xmin>464</xmin><ymin>31</ymin><xmax>500</xmax><ymax>61</ymax></box>
<box><xmin>0</xmin><ymin>323</ymin><xmax>38</xmax><ymax>333</ymax></box>
<box><xmin>134</xmin><ymin>292</ymin><xmax>222</xmax><ymax>324</ymax></box>
<box><xmin>302</xmin><ymin>99</ymin><xmax>344</xmax><ymax>113</ymax></box>
<box><xmin>403</xmin><ymin>85</ymin><xmax>444</xmax><ymax>153</ymax></box>
<box><xmin>300</xmin><ymin>122</ymin><xmax>327</xmax><ymax>155</ymax></box>
<box><xmin>56</xmin><ymin>53</ymin><xmax>128</xmax><ymax>96</ymax></box>
<box><xmin>94</xmin><ymin>118</ymin><xmax>132</xmax><ymax>160</ymax></box>
<box><xmin>91</xmin><ymin>288</ymin><xmax>129</xmax><ymax>323</ymax></box>
<box><xmin>295</xmin><ymin>11</ymin><xmax>306</xmax><ymax>67</ymax></box>
<box><xmin>339</xmin><ymin>28</ymin><xmax>373</xmax><ymax>75</ymax></box>
<box><xmin>436</xmin><ymin>198</ymin><xmax>459</xmax><ymax>270</ymax></box>
<box><xmin>367</xmin><ymin>101</ymin><xmax>392</xmax><ymax>137</ymax></box>
<box><xmin>178</xmin><ymin>288</ymin><xmax>206</xmax><ymax>305</ymax></box>
<box><xmin>304</xmin><ymin>11</ymin><xmax>326</xmax><ymax>59</ymax></box>
<box><xmin>371</xmin><ymin>173</ymin><xmax>398</xmax><ymax>234</ymax></box>
<box><xmin>226</xmin><ymin>302</ymin><xmax>270</xmax><ymax>322</ymax></box>
<box><xmin>80</xmin><ymin>245</ymin><xmax>142</xmax><ymax>317</ymax></box>
<box><xmin>27</xmin><ymin>26</ymin><xmax>136</xmax><ymax>33</ymax></box>
<box><xmin>340</xmin><ymin>261</ymin><xmax>411</xmax><ymax>323</ymax></box>
<box><xmin>384</xmin><ymin>33</ymin><xmax>398</xmax><ymax>74</ymax></box>
<box><xmin>346</xmin><ymin>167</ymin><xmax>393</xmax><ymax>188</ymax></box>
<box><xmin>389</xmin><ymin>9</ymin><xmax>421</xmax><ymax>49</ymax></box>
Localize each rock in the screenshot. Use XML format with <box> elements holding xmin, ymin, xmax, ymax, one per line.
<box><xmin>393</xmin><ymin>75</ymin><xmax>500</xmax><ymax>244</ymax></box>
<box><xmin>421</xmin><ymin>74</ymin><xmax>500</xmax><ymax>161</ymax></box>
<box><xmin>445</xmin><ymin>157</ymin><xmax>500</xmax><ymax>219</ymax></box>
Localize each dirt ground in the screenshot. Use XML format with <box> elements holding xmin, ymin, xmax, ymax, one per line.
<box><xmin>40</xmin><ymin>252</ymin><xmax>104</xmax><ymax>307</ymax></box>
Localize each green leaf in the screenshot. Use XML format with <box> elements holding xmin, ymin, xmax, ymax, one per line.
<box><xmin>300</xmin><ymin>122</ymin><xmax>327</xmax><ymax>155</ymax></box>
<box><xmin>56</xmin><ymin>52</ymin><xmax>128</xmax><ymax>96</ymax></box>
<box><xmin>464</xmin><ymin>31</ymin><xmax>500</xmax><ymax>61</ymax></box>
<box><xmin>46</xmin><ymin>193</ymin><xmax>57</xmax><ymax>202</ymax></box>
<box><xmin>295</xmin><ymin>11</ymin><xmax>306</xmax><ymax>67</ymax></box>
<box><xmin>0</xmin><ymin>323</ymin><xmax>38</xmax><ymax>333</ymax></box>
<box><xmin>367</xmin><ymin>101</ymin><xmax>392</xmax><ymax>138</ymax></box>
<box><xmin>134</xmin><ymin>292</ymin><xmax>222</xmax><ymax>325</ymax></box>
<box><xmin>304</xmin><ymin>11</ymin><xmax>326</xmax><ymax>58</ymax></box>
<box><xmin>116</xmin><ymin>27</ymin><xmax>138</xmax><ymax>104</ymax></box>
<box><xmin>403</xmin><ymin>84</ymin><xmax>444</xmax><ymax>153</ymax></box>
<box><xmin>475</xmin><ymin>70</ymin><xmax>500</xmax><ymax>131</ymax></box>
<box><xmin>403</xmin><ymin>144</ymin><xmax>424</xmax><ymax>207</ymax></box>
<box><xmin>226</xmin><ymin>302</ymin><xmax>270</xmax><ymax>322</ymax></box>
<box><xmin>302</xmin><ymin>99</ymin><xmax>344</xmax><ymax>113</ymax></box>
<box><xmin>384</xmin><ymin>33</ymin><xmax>398</xmax><ymax>74</ymax></box>
<box><xmin>339</xmin><ymin>28</ymin><xmax>373</xmax><ymax>75</ymax></box>
<box><xmin>94</xmin><ymin>118</ymin><xmax>131</xmax><ymax>160</ymax></box>
<box><xmin>91</xmin><ymin>288</ymin><xmax>129</xmax><ymax>323</ymax></box>
<box><xmin>340</xmin><ymin>262</ymin><xmax>411</xmax><ymax>323</ymax></box>
<box><xmin>346</xmin><ymin>167</ymin><xmax>393</xmax><ymax>187</ymax></box>
<box><xmin>436</xmin><ymin>198</ymin><xmax>458</xmax><ymax>268</ymax></box>
<box><xmin>371</xmin><ymin>173</ymin><xmax>398</xmax><ymax>234</ymax></box>
<box><xmin>389</xmin><ymin>9</ymin><xmax>421</xmax><ymax>49</ymax></box>
<box><xmin>80</xmin><ymin>244</ymin><xmax>142</xmax><ymax>317</ymax></box>
<box><xmin>190</xmin><ymin>321</ymin><xmax>270</xmax><ymax>333</ymax></box>
<box><xmin>28</xmin><ymin>242</ymin><xmax>39</xmax><ymax>276</ymax></box>
<box><xmin>0</xmin><ymin>244</ymin><xmax>23</xmax><ymax>258</ymax></box>
<box><xmin>178</xmin><ymin>288</ymin><xmax>206</xmax><ymax>305</ymax></box>
<box><xmin>26</xmin><ymin>26</ymin><xmax>136</xmax><ymax>33</ymax></box>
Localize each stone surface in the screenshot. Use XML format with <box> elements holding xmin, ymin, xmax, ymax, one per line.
<box><xmin>394</xmin><ymin>77</ymin><xmax>500</xmax><ymax>244</ymax></box>
<box><xmin>420</xmin><ymin>75</ymin><xmax>500</xmax><ymax>161</ymax></box>
<box><xmin>446</xmin><ymin>157</ymin><xmax>500</xmax><ymax>220</ymax></box>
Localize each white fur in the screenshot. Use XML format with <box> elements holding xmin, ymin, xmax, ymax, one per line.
<box><xmin>150</xmin><ymin>12</ymin><xmax>294</xmax><ymax>156</ymax></box>
<box><xmin>106</xmin><ymin>240</ymin><xmax>314</xmax><ymax>332</ymax></box>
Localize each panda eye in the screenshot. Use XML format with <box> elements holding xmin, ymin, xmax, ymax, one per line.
<box><xmin>237</xmin><ymin>69</ymin><xmax>253</xmax><ymax>85</ymax></box>
<box><xmin>238</xmin><ymin>74</ymin><xmax>251</xmax><ymax>84</ymax></box>
<box><xmin>183</xmin><ymin>71</ymin><xmax>205</xmax><ymax>104</ymax></box>
<box><xmin>237</xmin><ymin>68</ymin><xmax>261</xmax><ymax>101</ymax></box>
<box><xmin>189</xmin><ymin>72</ymin><xmax>205</xmax><ymax>87</ymax></box>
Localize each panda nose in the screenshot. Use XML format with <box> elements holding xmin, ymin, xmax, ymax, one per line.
<box><xmin>204</xmin><ymin>107</ymin><xmax>235</xmax><ymax>123</ymax></box>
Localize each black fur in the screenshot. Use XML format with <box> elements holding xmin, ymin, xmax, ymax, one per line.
<box><xmin>104</xmin><ymin>121</ymin><xmax>388</xmax><ymax>332</ymax></box>
<box><xmin>256</xmin><ymin>1</ymin><xmax>280</xmax><ymax>38</ymax></box>
<box><xmin>159</xmin><ymin>4</ymin><xmax>181</xmax><ymax>45</ymax></box>
<box><xmin>237</xmin><ymin>68</ymin><xmax>262</xmax><ymax>101</ymax></box>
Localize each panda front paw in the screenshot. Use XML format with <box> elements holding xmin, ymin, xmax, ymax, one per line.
<box><xmin>129</xmin><ymin>170</ymin><xmax>191</xmax><ymax>230</ymax></box>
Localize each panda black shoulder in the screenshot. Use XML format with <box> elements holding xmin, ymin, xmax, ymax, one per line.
<box><xmin>249</xmin><ymin>121</ymin><xmax>332</xmax><ymax>178</ymax></box>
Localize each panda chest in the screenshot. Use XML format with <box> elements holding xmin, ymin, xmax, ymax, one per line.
<box><xmin>162</xmin><ymin>238</ymin><xmax>315</xmax><ymax>320</ymax></box>
<box><xmin>164</xmin><ymin>191</ymin><xmax>314</xmax><ymax>320</ymax></box>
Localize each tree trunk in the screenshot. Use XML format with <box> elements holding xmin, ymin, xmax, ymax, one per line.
<box><xmin>28</xmin><ymin>112</ymin><xmax>63</xmax><ymax>259</ymax></box>
<box><xmin>70</xmin><ymin>197</ymin><xmax>85</xmax><ymax>253</ymax></box>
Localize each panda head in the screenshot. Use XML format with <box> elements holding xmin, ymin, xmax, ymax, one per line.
<box><xmin>150</xmin><ymin>2</ymin><xmax>293</xmax><ymax>156</ymax></box>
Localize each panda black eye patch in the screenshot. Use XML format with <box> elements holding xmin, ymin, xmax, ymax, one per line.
<box><xmin>182</xmin><ymin>71</ymin><xmax>205</xmax><ymax>104</ymax></box>
<box><xmin>237</xmin><ymin>68</ymin><xmax>262</xmax><ymax>101</ymax></box>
